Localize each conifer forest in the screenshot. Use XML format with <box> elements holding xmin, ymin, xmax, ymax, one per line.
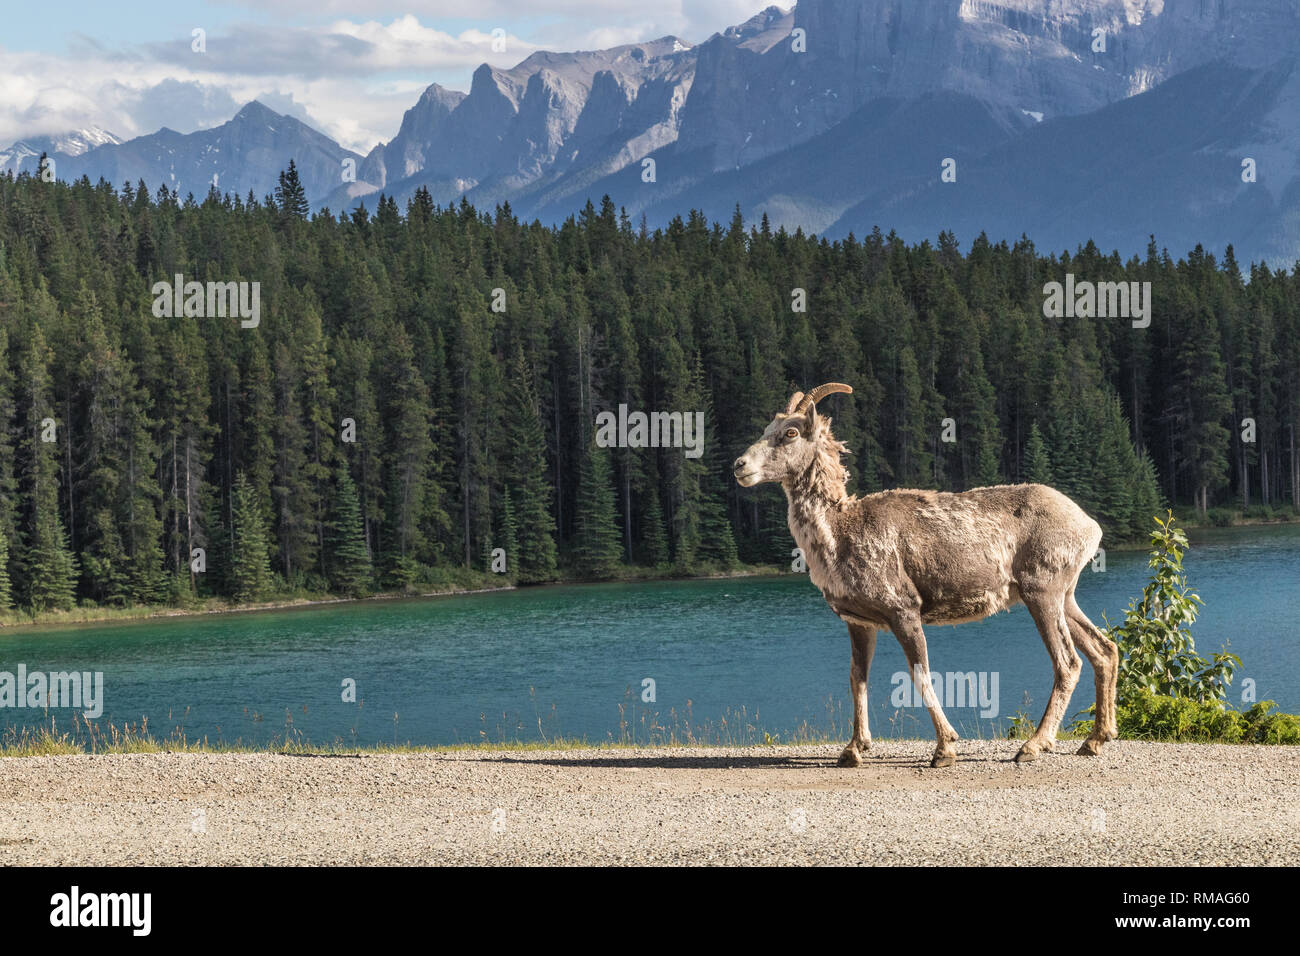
<box><xmin>0</xmin><ymin>165</ymin><xmax>1297</xmax><ymax>614</ymax></box>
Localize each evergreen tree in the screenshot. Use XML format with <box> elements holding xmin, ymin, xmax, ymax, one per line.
<box><xmin>1091</xmin><ymin>392</ymin><xmax>1143</xmax><ymax>536</ymax></box>
<box><xmin>1129</xmin><ymin>451</ymin><xmax>1165</xmax><ymax>539</ymax></box>
<box><xmin>572</xmin><ymin>441</ymin><xmax>622</xmax><ymax>578</ymax></box>
<box><xmin>692</xmin><ymin>360</ymin><xmax>739</xmax><ymax>568</ymax></box>
<box><xmin>0</xmin><ymin>328</ymin><xmax>17</xmax><ymax>608</ymax></box>
<box><xmin>1171</xmin><ymin>304</ymin><xmax>1233</xmax><ymax>515</ymax></box>
<box><xmin>1023</xmin><ymin>423</ymin><xmax>1054</xmax><ymax>485</ymax></box>
<box><xmin>640</xmin><ymin>487</ymin><xmax>670</xmax><ymax>567</ymax></box>
<box><xmin>497</xmin><ymin>487</ymin><xmax>519</xmax><ymax>576</ymax></box>
<box><xmin>271</xmin><ymin>339</ymin><xmax>315</xmax><ymax>582</ymax></box>
<box><xmin>200</xmin><ymin>491</ymin><xmax>229</xmax><ymax>597</ymax></box>
<box><xmin>0</xmin><ymin>528</ymin><xmax>10</xmax><ymax>610</ymax></box>
<box><xmin>229</xmin><ymin>471</ymin><xmax>272</xmax><ymax>602</ymax></box>
<box><xmin>381</xmin><ymin>326</ymin><xmax>438</xmax><ymax>588</ymax></box>
<box><xmin>17</xmin><ymin>325</ymin><xmax>78</xmax><ymax>611</ymax></box>
<box><xmin>326</xmin><ymin>468</ymin><xmax>371</xmax><ymax>596</ymax></box>
<box><xmin>275</xmin><ymin>160</ymin><xmax>309</xmax><ymax>220</ymax></box>
<box><xmin>502</xmin><ymin>349</ymin><xmax>558</xmax><ymax>582</ymax></box>
<box><xmin>894</xmin><ymin>344</ymin><xmax>934</xmax><ymax>487</ymax></box>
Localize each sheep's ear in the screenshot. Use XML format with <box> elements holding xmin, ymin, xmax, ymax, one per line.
<box><xmin>805</xmin><ymin>402</ymin><xmax>819</xmax><ymax>433</ymax></box>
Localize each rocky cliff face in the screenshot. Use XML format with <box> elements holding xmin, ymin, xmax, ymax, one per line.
<box><xmin>675</xmin><ymin>0</ymin><xmax>1300</xmax><ymax>171</ymax></box>
<box><xmin>320</xmin><ymin>37</ymin><xmax>698</xmax><ymax>211</ymax></box>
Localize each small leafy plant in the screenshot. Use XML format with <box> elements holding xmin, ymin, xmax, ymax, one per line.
<box><xmin>1110</xmin><ymin>510</ymin><xmax>1240</xmax><ymax>704</ymax></box>
<box><xmin>1065</xmin><ymin>511</ymin><xmax>1300</xmax><ymax>743</ymax></box>
<box><xmin>1117</xmin><ymin>692</ymin><xmax>1300</xmax><ymax>744</ymax></box>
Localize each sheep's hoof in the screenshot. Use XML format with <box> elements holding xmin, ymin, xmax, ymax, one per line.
<box><xmin>1014</xmin><ymin>746</ymin><xmax>1039</xmax><ymax>763</ymax></box>
<box><xmin>930</xmin><ymin>753</ymin><xmax>956</xmax><ymax>768</ymax></box>
<box><xmin>837</xmin><ymin>747</ymin><xmax>862</xmax><ymax>768</ymax></box>
<box><xmin>1077</xmin><ymin>738</ymin><xmax>1104</xmax><ymax>757</ymax></box>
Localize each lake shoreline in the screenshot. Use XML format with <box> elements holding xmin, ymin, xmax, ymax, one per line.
<box><xmin>0</xmin><ymin>565</ymin><xmax>783</xmax><ymax>632</ymax></box>
<box><xmin>2</xmin><ymin>512</ymin><xmax>1294</xmax><ymax>632</ymax></box>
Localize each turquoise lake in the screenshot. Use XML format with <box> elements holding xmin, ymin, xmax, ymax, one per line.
<box><xmin>1</xmin><ymin>524</ymin><xmax>1297</xmax><ymax>748</ymax></box>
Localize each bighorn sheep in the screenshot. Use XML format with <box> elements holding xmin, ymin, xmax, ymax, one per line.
<box><xmin>734</xmin><ymin>383</ymin><xmax>1119</xmax><ymax>767</ymax></box>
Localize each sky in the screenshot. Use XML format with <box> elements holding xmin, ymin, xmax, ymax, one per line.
<box><xmin>0</xmin><ymin>1</ymin><xmax>767</xmax><ymax>154</ymax></box>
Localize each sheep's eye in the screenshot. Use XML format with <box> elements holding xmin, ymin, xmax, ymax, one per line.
<box><xmin>784</xmin><ymin>427</ymin><xmax>799</xmax><ymax>439</ymax></box>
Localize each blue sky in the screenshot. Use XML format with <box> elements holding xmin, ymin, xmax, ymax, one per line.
<box><xmin>0</xmin><ymin>1</ymin><xmax>764</xmax><ymax>152</ymax></box>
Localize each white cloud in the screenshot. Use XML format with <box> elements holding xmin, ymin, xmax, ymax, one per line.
<box><xmin>0</xmin><ymin>3</ymin><xmax>771</xmax><ymax>153</ymax></box>
<box><xmin>139</xmin><ymin>16</ymin><xmax>537</xmax><ymax>79</ymax></box>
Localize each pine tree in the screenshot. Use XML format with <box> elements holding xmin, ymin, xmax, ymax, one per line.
<box><xmin>451</xmin><ymin>288</ymin><xmax>496</xmax><ymax>569</ymax></box>
<box><xmin>497</xmin><ymin>487</ymin><xmax>519</xmax><ymax>576</ymax></box>
<box><xmin>698</xmin><ymin>494</ymin><xmax>739</xmax><ymax>568</ymax></box>
<box><xmin>24</xmin><ymin>510</ymin><xmax>78</xmax><ymax>611</ymax></box>
<box><xmin>692</xmin><ymin>361</ymin><xmax>738</xmax><ymax>568</ymax></box>
<box><xmin>229</xmin><ymin>471</ymin><xmax>272</xmax><ymax>603</ymax></box>
<box><xmin>332</xmin><ymin>332</ymin><xmax>382</xmax><ymax>563</ymax></box>
<box><xmin>1129</xmin><ymin>451</ymin><xmax>1165</xmax><ymax>539</ymax></box>
<box><xmin>158</xmin><ymin>320</ymin><xmax>214</xmax><ymax>593</ymax></box>
<box><xmin>1172</xmin><ymin>304</ymin><xmax>1233</xmax><ymax>514</ymax></box>
<box><xmin>573</xmin><ymin>441</ymin><xmax>622</xmax><ymax>578</ymax></box>
<box><xmin>1023</xmin><ymin>423</ymin><xmax>1054</xmax><ymax>485</ymax></box>
<box><xmin>640</xmin><ymin>487</ymin><xmax>670</xmax><ymax>567</ymax></box>
<box><xmin>200</xmin><ymin>491</ymin><xmax>229</xmax><ymax>597</ymax></box>
<box><xmin>0</xmin><ymin>530</ymin><xmax>11</xmax><ymax>610</ymax></box>
<box><xmin>0</xmin><ymin>327</ymin><xmax>17</xmax><ymax>609</ymax></box>
<box><xmin>271</xmin><ymin>339</ymin><xmax>315</xmax><ymax>583</ymax></box>
<box><xmin>298</xmin><ymin>304</ymin><xmax>338</xmax><ymax>578</ymax></box>
<box><xmin>274</xmin><ymin>160</ymin><xmax>309</xmax><ymax>220</ymax></box>
<box><xmin>17</xmin><ymin>325</ymin><xmax>78</xmax><ymax>611</ymax></box>
<box><xmin>894</xmin><ymin>343</ymin><xmax>934</xmax><ymax>488</ymax></box>
<box><xmin>382</xmin><ymin>325</ymin><xmax>437</xmax><ymax>588</ymax></box>
<box><xmin>73</xmin><ymin>308</ymin><xmax>131</xmax><ymax>605</ymax></box>
<box><xmin>238</xmin><ymin>337</ymin><xmax>277</xmax><ymax>523</ymax></box>
<box><xmin>326</xmin><ymin>468</ymin><xmax>371</xmax><ymax>597</ymax></box>
<box><xmin>502</xmin><ymin>349</ymin><xmax>558</xmax><ymax>582</ymax></box>
<box><xmin>1091</xmin><ymin>392</ymin><xmax>1141</xmax><ymax>536</ymax></box>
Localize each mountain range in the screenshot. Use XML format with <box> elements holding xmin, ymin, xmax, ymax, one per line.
<box><xmin>5</xmin><ymin>0</ymin><xmax>1300</xmax><ymax>266</ymax></box>
<box><xmin>0</xmin><ymin>126</ymin><xmax>123</xmax><ymax>177</ymax></box>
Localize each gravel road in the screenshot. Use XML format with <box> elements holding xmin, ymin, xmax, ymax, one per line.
<box><xmin>1</xmin><ymin>740</ymin><xmax>1296</xmax><ymax>865</ymax></box>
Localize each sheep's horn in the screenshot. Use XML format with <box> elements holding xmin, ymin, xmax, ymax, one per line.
<box><xmin>783</xmin><ymin>391</ymin><xmax>805</xmax><ymax>414</ymax></box>
<box><xmin>795</xmin><ymin>382</ymin><xmax>853</xmax><ymax>413</ymax></box>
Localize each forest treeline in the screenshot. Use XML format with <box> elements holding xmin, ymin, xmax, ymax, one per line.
<box><xmin>0</xmin><ymin>164</ymin><xmax>1297</xmax><ymax>613</ymax></box>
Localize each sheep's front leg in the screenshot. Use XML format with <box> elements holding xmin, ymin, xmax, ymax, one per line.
<box><xmin>890</xmin><ymin>610</ymin><xmax>960</xmax><ymax>768</ymax></box>
<box><xmin>837</xmin><ymin>623</ymin><xmax>877</xmax><ymax>768</ymax></box>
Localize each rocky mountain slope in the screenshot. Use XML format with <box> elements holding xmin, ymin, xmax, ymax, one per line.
<box><xmin>2</xmin><ymin>103</ymin><xmax>360</xmax><ymax>204</ymax></box>
<box><xmin>0</xmin><ymin>127</ymin><xmax>122</xmax><ymax>176</ymax></box>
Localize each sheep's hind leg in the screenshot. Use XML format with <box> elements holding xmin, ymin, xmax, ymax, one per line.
<box><xmin>838</xmin><ymin>623</ymin><xmax>877</xmax><ymax>768</ymax></box>
<box><xmin>890</xmin><ymin>611</ymin><xmax>959</xmax><ymax>767</ymax></box>
<box><xmin>1016</xmin><ymin>591</ymin><xmax>1083</xmax><ymax>762</ymax></box>
<box><xmin>1065</xmin><ymin>593</ymin><xmax>1119</xmax><ymax>756</ymax></box>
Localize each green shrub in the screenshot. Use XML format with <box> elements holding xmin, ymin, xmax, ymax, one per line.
<box><xmin>1205</xmin><ymin>507</ymin><xmax>1237</xmax><ymax>527</ymax></box>
<box><xmin>1117</xmin><ymin>691</ymin><xmax>1300</xmax><ymax>744</ymax></box>
<box><xmin>1109</xmin><ymin>511</ymin><xmax>1240</xmax><ymax>704</ymax></box>
<box><xmin>1065</xmin><ymin>511</ymin><xmax>1300</xmax><ymax>744</ymax></box>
